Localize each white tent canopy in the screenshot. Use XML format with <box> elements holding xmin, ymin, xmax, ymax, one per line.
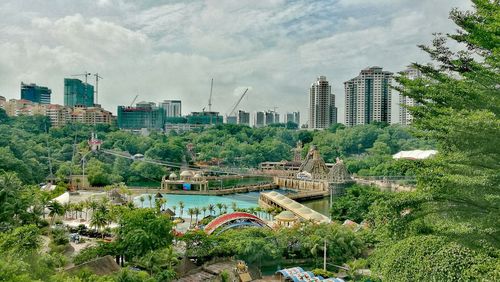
<box><xmin>393</xmin><ymin>150</ymin><xmax>438</xmax><ymax>160</ymax></box>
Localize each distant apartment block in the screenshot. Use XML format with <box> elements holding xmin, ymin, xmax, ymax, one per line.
<box><xmin>2</xmin><ymin>98</ymin><xmax>112</xmax><ymax>126</ymax></box>
<box><xmin>187</xmin><ymin>111</ymin><xmax>223</xmax><ymax>125</ymax></box>
<box><xmin>344</xmin><ymin>67</ymin><xmax>393</xmax><ymax>127</ymax></box>
<box><xmin>160</xmin><ymin>100</ymin><xmax>182</xmax><ymax>117</ymax></box>
<box><xmin>70</xmin><ymin>105</ymin><xmax>113</xmax><ymax>125</ymax></box>
<box><xmin>399</xmin><ymin>66</ymin><xmax>422</xmax><ymax>126</ymax></box>
<box><xmin>64</xmin><ymin>78</ymin><xmax>94</xmax><ymax>107</ymax></box>
<box><xmin>20</xmin><ymin>82</ymin><xmax>51</xmax><ymax>104</ymax></box>
<box><xmin>226</xmin><ymin>116</ymin><xmax>237</xmax><ymax>124</ymax></box>
<box><xmin>255</xmin><ymin>111</ymin><xmax>265</xmax><ymax>127</ymax></box>
<box><xmin>286</xmin><ymin>112</ymin><xmax>300</xmax><ymax>125</ymax></box>
<box><xmin>265</xmin><ymin>111</ymin><xmax>280</xmax><ymax>125</ymax></box>
<box><xmin>117</xmin><ymin>101</ymin><xmax>165</xmax><ymax>130</ymax></box>
<box><xmin>237</xmin><ymin>110</ymin><xmax>250</xmax><ymax>126</ymax></box>
<box><xmin>309</xmin><ymin>76</ymin><xmax>337</xmax><ymax>129</ymax></box>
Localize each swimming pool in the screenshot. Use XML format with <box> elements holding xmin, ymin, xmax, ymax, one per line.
<box><xmin>134</xmin><ymin>189</ymin><xmax>293</xmax><ymax>216</ymax></box>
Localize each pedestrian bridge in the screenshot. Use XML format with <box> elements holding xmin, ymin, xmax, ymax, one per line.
<box><xmin>259</xmin><ymin>191</ymin><xmax>330</xmax><ymax>224</ymax></box>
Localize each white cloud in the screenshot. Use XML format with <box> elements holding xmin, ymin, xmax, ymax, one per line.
<box><xmin>0</xmin><ymin>0</ymin><xmax>471</xmax><ymax>124</ymax></box>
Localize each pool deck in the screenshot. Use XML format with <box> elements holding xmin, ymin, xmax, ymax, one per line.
<box><xmin>128</xmin><ymin>183</ymin><xmax>278</xmax><ymax>196</ymax></box>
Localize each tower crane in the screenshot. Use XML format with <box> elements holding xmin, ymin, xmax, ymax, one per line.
<box><xmin>208</xmin><ymin>78</ymin><xmax>213</xmax><ymax>112</ymax></box>
<box><xmin>93</xmin><ymin>73</ymin><xmax>103</xmax><ymax>105</ymax></box>
<box><xmin>227</xmin><ymin>88</ymin><xmax>249</xmax><ymax>118</ymax></box>
<box><xmin>130</xmin><ymin>94</ymin><xmax>139</xmax><ymax>107</ymax></box>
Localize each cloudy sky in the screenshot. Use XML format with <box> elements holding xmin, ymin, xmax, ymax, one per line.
<box><xmin>0</xmin><ymin>0</ymin><xmax>470</xmax><ymax>123</ymax></box>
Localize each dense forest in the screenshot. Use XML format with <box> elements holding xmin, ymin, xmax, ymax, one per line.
<box><xmin>0</xmin><ymin>112</ymin><xmax>433</xmax><ymax>186</ymax></box>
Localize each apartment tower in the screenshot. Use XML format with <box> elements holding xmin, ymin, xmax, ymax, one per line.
<box><xmin>309</xmin><ymin>76</ymin><xmax>336</xmax><ymax>129</ymax></box>
<box><xmin>344</xmin><ymin>67</ymin><xmax>392</xmax><ymax>126</ymax></box>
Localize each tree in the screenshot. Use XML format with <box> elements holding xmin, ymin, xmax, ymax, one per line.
<box><xmin>187</xmin><ymin>208</ymin><xmax>194</xmax><ymax>227</ymax></box>
<box><xmin>391</xmin><ymin>0</ymin><xmax>500</xmax><ymax>248</ymax></box>
<box><xmin>194</xmin><ymin>207</ymin><xmax>200</xmax><ymax>225</ymax></box>
<box><xmin>208</xmin><ymin>204</ymin><xmax>215</xmax><ymax>215</ymax></box>
<box><xmin>0</xmin><ymin>173</ymin><xmax>37</xmax><ymax>230</ymax></box>
<box><xmin>330</xmin><ymin>185</ymin><xmax>389</xmax><ymax>223</ymax></box>
<box><xmin>116</xmin><ymin>208</ymin><xmax>173</xmax><ymax>259</ymax></box>
<box><xmin>178</xmin><ymin>201</ymin><xmax>185</xmax><ymax>218</ymax></box>
<box><xmin>372</xmin><ymin>235</ymin><xmax>498</xmax><ymax>281</ymax></box>
<box><xmin>90</xmin><ymin>210</ymin><xmax>109</xmax><ymax>238</ymax></box>
<box><xmin>86</xmin><ymin>158</ymin><xmax>112</xmax><ymax>186</ymax></box>
<box><xmin>216</xmin><ymin>203</ymin><xmax>223</xmax><ymax>215</ymax></box>
<box><xmin>47</xmin><ymin>201</ymin><xmax>65</xmax><ymax>226</ymax></box>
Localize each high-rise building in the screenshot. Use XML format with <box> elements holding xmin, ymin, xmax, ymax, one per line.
<box><xmin>20</xmin><ymin>82</ymin><xmax>51</xmax><ymax>104</ymax></box>
<box><xmin>226</xmin><ymin>116</ymin><xmax>237</xmax><ymax>124</ymax></box>
<box><xmin>255</xmin><ymin>111</ymin><xmax>265</xmax><ymax>127</ymax></box>
<box><xmin>286</xmin><ymin>112</ymin><xmax>300</xmax><ymax>125</ymax></box>
<box><xmin>237</xmin><ymin>110</ymin><xmax>250</xmax><ymax>126</ymax></box>
<box><xmin>117</xmin><ymin>102</ymin><xmax>165</xmax><ymax>130</ymax></box>
<box><xmin>344</xmin><ymin>67</ymin><xmax>393</xmax><ymax>127</ymax></box>
<box><xmin>309</xmin><ymin>76</ymin><xmax>337</xmax><ymax>129</ymax></box>
<box><xmin>160</xmin><ymin>100</ymin><xmax>182</xmax><ymax>117</ymax></box>
<box><xmin>187</xmin><ymin>111</ymin><xmax>223</xmax><ymax>125</ymax></box>
<box><xmin>399</xmin><ymin>66</ymin><xmax>422</xmax><ymax>126</ymax></box>
<box><xmin>265</xmin><ymin>111</ymin><xmax>279</xmax><ymax>125</ymax></box>
<box><xmin>64</xmin><ymin>78</ymin><xmax>94</xmax><ymax>107</ymax></box>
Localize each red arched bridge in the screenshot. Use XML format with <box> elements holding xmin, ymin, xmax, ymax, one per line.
<box><xmin>204</xmin><ymin>212</ymin><xmax>270</xmax><ymax>235</ymax></box>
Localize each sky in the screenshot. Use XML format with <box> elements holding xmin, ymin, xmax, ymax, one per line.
<box><xmin>0</xmin><ymin>0</ymin><xmax>471</xmax><ymax>124</ymax></box>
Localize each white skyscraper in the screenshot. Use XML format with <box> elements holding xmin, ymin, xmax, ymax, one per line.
<box><xmin>344</xmin><ymin>67</ymin><xmax>393</xmax><ymax>127</ymax></box>
<box><xmin>160</xmin><ymin>100</ymin><xmax>182</xmax><ymax>117</ymax></box>
<box><xmin>309</xmin><ymin>76</ymin><xmax>337</xmax><ymax>129</ymax></box>
<box><xmin>399</xmin><ymin>66</ymin><xmax>422</xmax><ymax>126</ymax></box>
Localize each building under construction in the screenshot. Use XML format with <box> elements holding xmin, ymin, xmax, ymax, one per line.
<box><xmin>117</xmin><ymin>102</ymin><xmax>165</xmax><ymax>130</ymax></box>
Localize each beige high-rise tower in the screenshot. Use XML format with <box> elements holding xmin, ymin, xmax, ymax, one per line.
<box><xmin>344</xmin><ymin>67</ymin><xmax>393</xmax><ymax>127</ymax></box>
<box><xmin>309</xmin><ymin>76</ymin><xmax>337</xmax><ymax>129</ymax></box>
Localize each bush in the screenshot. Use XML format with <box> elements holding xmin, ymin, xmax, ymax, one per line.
<box><xmin>312</xmin><ymin>268</ymin><xmax>335</xmax><ymax>278</ymax></box>
<box><xmin>51</xmin><ymin>228</ymin><xmax>69</xmax><ymax>246</ymax></box>
<box><xmin>371</xmin><ymin>235</ymin><xmax>498</xmax><ymax>281</ymax></box>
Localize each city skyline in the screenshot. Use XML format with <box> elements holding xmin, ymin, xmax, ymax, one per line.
<box><xmin>0</xmin><ymin>0</ymin><xmax>470</xmax><ymax>123</ymax></box>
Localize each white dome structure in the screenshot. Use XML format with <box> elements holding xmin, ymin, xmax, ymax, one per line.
<box><xmin>169</xmin><ymin>172</ymin><xmax>178</xmax><ymax>180</ymax></box>
<box><xmin>180</xmin><ymin>170</ymin><xmax>193</xmax><ymax>180</ymax></box>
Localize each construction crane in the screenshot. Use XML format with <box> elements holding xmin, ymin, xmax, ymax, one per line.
<box><xmin>130</xmin><ymin>94</ymin><xmax>139</xmax><ymax>107</ymax></box>
<box><xmin>208</xmin><ymin>78</ymin><xmax>213</xmax><ymax>112</ymax></box>
<box><xmin>227</xmin><ymin>88</ymin><xmax>249</xmax><ymax>118</ymax></box>
<box><xmin>93</xmin><ymin>73</ymin><xmax>103</xmax><ymax>105</ymax></box>
<box><xmin>71</xmin><ymin>72</ymin><xmax>92</xmax><ymax>104</ymax></box>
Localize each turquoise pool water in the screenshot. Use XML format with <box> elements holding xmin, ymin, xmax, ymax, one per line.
<box><xmin>134</xmin><ymin>189</ymin><xmax>332</xmax><ymax>217</ymax></box>
<box><xmin>134</xmin><ymin>190</ymin><xmax>289</xmax><ymax>216</ymax></box>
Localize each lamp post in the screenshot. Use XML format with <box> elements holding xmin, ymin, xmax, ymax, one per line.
<box><xmin>81</xmin><ymin>151</ymin><xmax>92</xmax><ymax>189</ymax></box>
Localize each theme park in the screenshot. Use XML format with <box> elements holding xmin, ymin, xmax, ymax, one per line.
<box><xmin>0</xmin><ymin>1</ymin><xmax>498</xmax><ymax>281</ymax></box>
<box><xmin>34</xmin><ymin>132</ymin><xmax>422</xmax><ymax>281</ymax></box>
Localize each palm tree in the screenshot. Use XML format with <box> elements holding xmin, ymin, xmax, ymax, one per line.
<box><xmin>231</xmin><ymin>202</ymin><xmax>237</xmax><ymax>212</ymax></box>
<box><xmin>194</xmin><ymin>207</ymin><xmax>200</xmax><ymax>225</ymax></box>
<box><xmin>172</xmin><ymin>205</ymin><xmax>177</xmax><ymax>217</ymax></box>
<box><xmin>201</xmin><ymin>206</ymin><xmax>207</xmax><ymax>218</ymax></box>
<box><xmin>47</xmin><ymin>201</ymin><xmax>64</xmax><ymax>226</ymax></box>
<box><xmin>139</xmin><ymin>196</ymin><xmax>145</xmax><ymax>208</ymax></box>
<box><xmin>62</xmin><ymin>202</ymin><xmax>71</xmax><ymax>219</ymax></box>
<box><xmin>208</xmin><ymin>204</ymin><xmax>215</xmax><ymax>215</ymax></box>
<box><xmin>216</xmin><ymin>203</ymin><xmax>223</xmax><ymax>215</ymax></box>
<box><xmin>187</xmin><ymin>208</ymin><xmax>195</xmax><ymax>227</ymax></box>
<box><xmin>147</xmin><ymin>194</ymin><xmax>153</xmax><ymax>207</ymax></box>
<box><xmin>179</xmin><ymin>201</ymin><xmax>185</xmax><ymax>218</ymax></box>
<box><xmin>89</xmin><ymin>199</ymin><xmax>99</xmax><ymax>219</ymax></box>
<box><xmin>90</xmin><ymin>210</ymin><xmax>108</xmax><ymax>239</ymax></box>
<box><xmin>222</xmin><ymin>204</ymin><xmax>228</xmax><ymax>214</ymax></box>
<box><xmin>156</xmin><ymin>198</ymin><xmax>166</xmax><ymax>213</ymax></box>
